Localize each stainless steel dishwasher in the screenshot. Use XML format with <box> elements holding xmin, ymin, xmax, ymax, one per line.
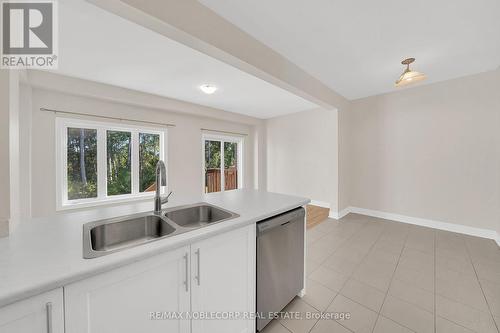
<box><xmin>256</xmin><ymin>207</ymin><xmax>305</xmax><ymax>331</ymax></box>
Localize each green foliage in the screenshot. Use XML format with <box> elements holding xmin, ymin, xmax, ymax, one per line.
<box><xmin>205</xmin><ymin>140</ymin><xmax>221</xmax><ymax>169</ymax></box>
<box><xmin>224</xmin><ymin>142</ymin><xmax>237</xmax><ymax>168</ymax></box>
<box><xmin>139</xmin><ymin>133</ymin><xmax>160</xmax><ymax>192</ymax></box>
<box><xmin>67</xmin><ymin>128</ymin><xmax>98</xmax><ymax>200</ymax></box>
<box><xmin>205</xmin><ymin>140</ymin><xmax>237</xmax><ymax>170</ymax></box>
<box><xmin>67</xmin><ymin>128</ymin><xmax>161</xmax><ymax>200</ymax></box>
<box><xmin>107</xmin><ymin>131</ymin><xmax>131</xmax><ymax>196</ymax></box>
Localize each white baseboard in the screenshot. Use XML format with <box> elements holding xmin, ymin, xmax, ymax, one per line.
<box><xmin>344</xmin><ymin>206</ymin><xmax>500</xmax><ymax>245</ymax></box>
<box><xmin>309</xmin><ymin>200</ymin><xmax>330</xmax><ymax>209</ymax></box>
<box><xmin>338</xmin><ymin>208</ymin><xmax>351</xmax><ymax>219</ymax></box>
<box><xmin>328</xmin><ymin>207</ymin><xmax>350</xmax><ymax>220</ymax></box>
<box><xmin>328</xmin><ymin>211</ymin><xmax>339</xmax><ymax>219</ymax></box>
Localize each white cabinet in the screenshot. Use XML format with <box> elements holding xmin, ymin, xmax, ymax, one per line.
<box><xmin>63</xmin><ymin>224</ymin><xmax>256</xmax><ymax>333</ymax></box>
<box><xmin>0</xmin><ymin>288</ymin><xmax>64</xmax><ymax>333</ymax></box>
<box><xmin>191</xmin><ymin>224</ymin><xmax>256</xmax><ymax>333</ymax></box>
<box><xmin>65</xmin><ymin>245</ymin><xmax>191</xmax><ymax>333</ymax></box>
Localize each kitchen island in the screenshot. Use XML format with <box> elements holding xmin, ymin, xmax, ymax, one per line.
<box><xmin>0</xmin><ymin>189</ymin><xmax>308</xmax><ymax>333</ymax></box>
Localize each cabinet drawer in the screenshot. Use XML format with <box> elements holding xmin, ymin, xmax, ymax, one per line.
<box><xmin>0</xmin><ymin>288</ymin><xmax>64</xmax><ymax>333</ymax></box>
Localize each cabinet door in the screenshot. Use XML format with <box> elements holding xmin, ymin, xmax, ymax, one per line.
<box><xmin>65</xmin><ymin>246</ymin><xmax>190</xmax><ymax>333</ymax></box>
<box><xmin>191</xmin><ymin>225</ymin><xmax>256</xmax><ymax>333</ymax></box>
<box><xmin>0</xmin><ymin>288</ymin><xmax>64</xmax><ymax>333</ymax></box>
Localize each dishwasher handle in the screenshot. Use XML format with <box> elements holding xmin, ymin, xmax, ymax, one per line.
<box><xmin>257</xmin><ymin>207</ymin><xmax>305</xmax><ymax>236</ymax></box>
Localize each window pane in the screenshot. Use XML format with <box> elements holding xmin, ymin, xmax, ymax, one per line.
<box><xmin>67</xmin><ymin>128</ymin><xmax>98</xmax><ymax>200</ymax></box>
<box><xmin>107</xmin><ymin>131</ymin><xmax>131</xmax><ymax>196</ymax></box>
<box><xmin>224</xmin><ymin>142</ymin><xmax>238</xmax><ymax>191</ymax></box>
<box><xmin>139</xmin><ymin>133</ymin><xmax>160</xmax><ymax>192</ymax></box>
<box><xmin>204</xmin><ymin>140</ymin><xmax>221</xmax><ymax>193</ymax></box>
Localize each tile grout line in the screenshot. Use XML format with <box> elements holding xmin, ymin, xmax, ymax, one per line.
<box><xmin>434</xmin><ymin>294</ymin><xmax>495</xmax><ymax>332</ymax></box>
<box><xmin>433</xmin><ymin>234</ymin><xmax>497</xmax><ymax>332</ymax></box>
<box><xmin>289</xmin><ymin>221</ymin><xmax>491</xmax><ymax>333</ymax></box>
<box><xmin>463</xmin><ymin>238</ymin><xmax>500</xmax><ymax>333</ymax></box>
<box><xmin>307</xmin><ymin>218</ymin><xmax>388</xmax><ymax>333</ymax></box>
<box><xmin>306</xmin><ymin>227</ymin><xmax>351</xmax><ymax>267</ymax></box>
<box><xmin>308</xmin><ymin>219</ymin><xmax>373</xmax><ymax>274</ymax></box>
<box><xmin>308</xmin><ymin>218</ymin><xmax>500</xmax><ymax>333</ymax></box>
<box><xmin>379</xmin><ymin>282</ymin><xmax>434</xmax><ymax>314</ymax></box>
<box><xmin>307</xmin><ymin>220</ymin><xmax>496</xmax><ymax>333</ymax></box>
<box><xmin>299</xmin><ymin>218</ymin><xmax>370</xmax><ymax>333</ymax></box>
<box><xmin>278</xmin><ymin>321</ymin><xmax>294</xmax><ymax>333</ymax></box>
<box><xmin>433</xmin><ymin>235</ymin><xmax>483</xmax><ymax>332</ymax></box>
<box><xmin>369</xmin><ymin>225</ymin><xmax>411</xmax><ymax>333</ymax></box>
<box><xmin>279</xmin><ymin>218</ymin><xmax>352</xmax><ymax>333</ymax></box>
<box><xmin>306</xmin><ymin>220</ymin><xmax>374</xmax><ymax>333</ymax></box>
<box><xmin>306</xmin><ymin>293</ymin><xmax>355</xmax><ymax>333</ymax></box>
<box><xmin>318</xmin><ymin>220</ymin><xmax>397</xmax><ymax>333</ymax></box>
<box><xmin>428</xmin><ymin>232</ymin><xmax>496</xmax><ymax>331</ymax></box>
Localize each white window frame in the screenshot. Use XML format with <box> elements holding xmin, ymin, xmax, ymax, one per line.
<box><xmin>56</xmin><ymin>117</ymin><xmax>167</xmax><ymax>210</ymax></box>
<box><xmin>201</xmin><ymin>133</ymin><xmax>243</xmax><ymax>193</ymax></box>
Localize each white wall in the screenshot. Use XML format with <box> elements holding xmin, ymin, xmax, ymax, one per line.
<box><xmin>18</xmin><ymin>84</ymin><xmax>33</xmax><ymax>219</ymax></box>
<box><xmin>338</xmin><ymin>107</ymin><xmax>351</xmax><ymax>213</ymax></box>
<box><xmin>10</xmin><ymin>67</ymin><xmax>500</xmax><ymax>241</ymax></box>
<box><xmin>266</xmin><ymin>108</ymin><xmax>339</xmax><ymax>212</ymax></box>
<box><xmin>0</xmin><ymin>71</ymin><xmax>10</xmax><ymax>237</ymax></box>
<box><xmin>254</xmin><ymin>122</ymin><xmax>268</xmax><ymax>191</ymax></box>
<box><xmin>9</xmin><ymin>71</ymin><xmax>21</xmax><ymax>230</ymax></box>
<box><xmin>348</xmin><ymin>70</ymin><xmax>500</xmax><ymax>232</ymax></box>
<box><xmin>20</xmin><ymin>72</ymin><xmax>263</xmax><ymax>218</ymax></box>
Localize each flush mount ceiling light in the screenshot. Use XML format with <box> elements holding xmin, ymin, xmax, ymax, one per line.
<box><xmin>199</xmin><ymin>84</ymin><xmax>218</xmax><ymax>94</ymax></box>
<box><xmin>395</xmin><ymin>58</ymin><xmax>426</xmax><ymax>87</ymax></box>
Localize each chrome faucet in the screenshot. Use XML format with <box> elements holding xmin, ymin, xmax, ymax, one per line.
<box><xmin>154</xmin><ymin>160</ymin><xmax>172</xmax><ymax>214</ymax></box>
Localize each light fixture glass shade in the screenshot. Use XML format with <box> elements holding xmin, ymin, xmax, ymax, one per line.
<box><xmin>395</xmin><ymin>69</ymin><xmax>426</xmax><ymax>87</ymax></box>
<box><xmin>199</xmin><ymin>84</ymin><xmax>218</xmax><ymax>94</ymax></box>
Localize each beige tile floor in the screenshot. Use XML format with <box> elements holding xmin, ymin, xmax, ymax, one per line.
<box><xmin>262</xmin><ymin>213</ymin><xmax>500</xmax><ymax>333</ymax></box>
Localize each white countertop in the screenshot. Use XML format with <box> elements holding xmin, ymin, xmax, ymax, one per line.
<box><xmin>0</xmin><ymin>189</ymin><xmax>309</xmax><ymax>307</ymax></box>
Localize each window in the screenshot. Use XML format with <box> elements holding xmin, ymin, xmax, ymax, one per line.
<box><xmin>56</xmin><ymin>118</ymin><xmax>166</xmax><ymax>209</ymax></box>
<box><xmin>202</xmin><ymin>133</ymin><xmax>243</xmax><ymax>193</ymax></box>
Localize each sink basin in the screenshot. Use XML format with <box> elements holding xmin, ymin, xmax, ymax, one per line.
<box><xmin>83</xmin><ymin>204</ymin><xmax>239</xmax><ymax>258</ymax></box>
<box><xmin>83</xmin><ymin>214</ymin><xmax>177</xmax><ymax>258</ymax></box>
<box><xmin>164</xmin><ymin>203</ymin><xmax>239</xmax><ymax>228</ymax></box>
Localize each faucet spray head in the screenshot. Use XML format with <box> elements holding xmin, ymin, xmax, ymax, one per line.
<box><xmin>156</xmin><ymin>161</ymin><xmax>167</xmax><ymax>186</ymax></box>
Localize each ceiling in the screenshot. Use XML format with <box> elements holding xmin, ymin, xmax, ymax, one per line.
<box><xmin>52</xmin><ymin>0</ymin><xmax>317</xmax><ymax>119</ymax></box>
<box><xmin>200</xmin><ymin>0</ymin><xmax>500</xmax><ymax>100</ymax></box>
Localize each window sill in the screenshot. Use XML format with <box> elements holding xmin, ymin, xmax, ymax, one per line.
<box><xmin>57</xmin><ymin>193</ymin><xmax>158</xmax><ymax>211</ymax></box>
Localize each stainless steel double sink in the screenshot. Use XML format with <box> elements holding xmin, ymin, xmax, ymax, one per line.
<box><xmin>83</xmin><ymin>203</ymin><xmax>239</xmax><ymax>258</ymax></box>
